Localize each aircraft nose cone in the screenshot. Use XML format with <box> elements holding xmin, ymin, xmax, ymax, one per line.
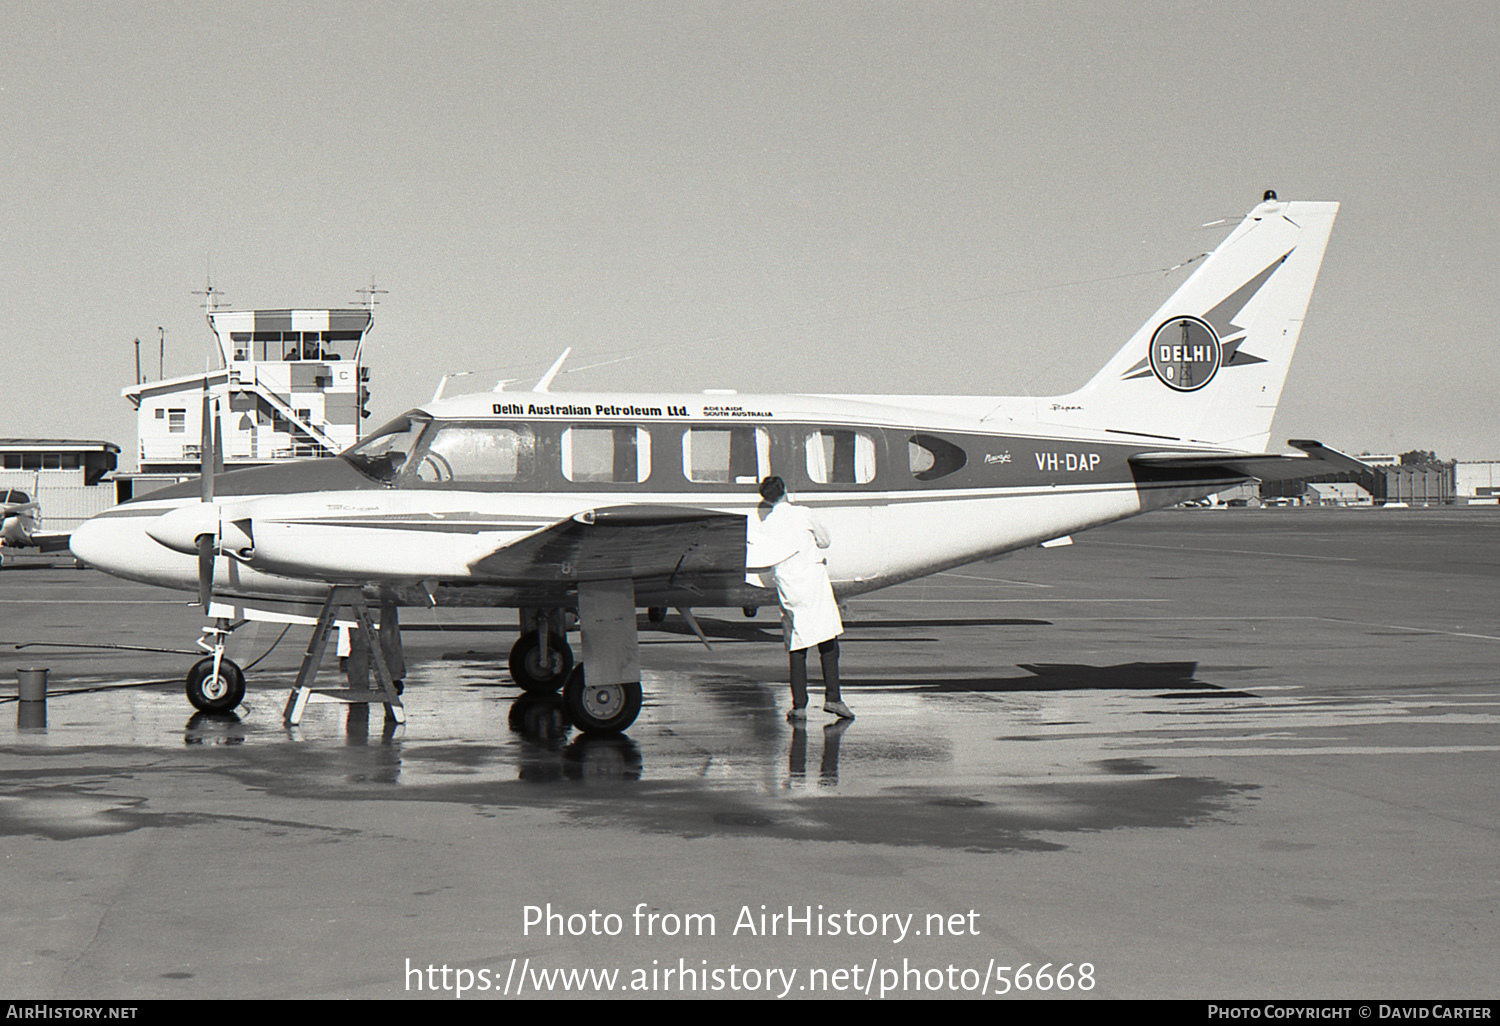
<box><xmin>70</xmin><ymin>506</ymin><xmax>199</xmax><ymax>591</ymax></box>
<box><xmin>69</xmin><ymin>514</ymin><xmax>116</xmax><ymax>567</ymax></box>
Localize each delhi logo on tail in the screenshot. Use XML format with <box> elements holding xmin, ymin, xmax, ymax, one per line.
<box><xmin>1148</xmin><ymin>315</ymin><xmax>1221</xmax><ymax>391</ymax></box>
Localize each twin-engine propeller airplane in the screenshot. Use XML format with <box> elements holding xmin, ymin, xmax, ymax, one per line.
<box><xmin>71</xmin><ymin>192</ymin><xmax>1356</xmax><ymax>732</ymax></box>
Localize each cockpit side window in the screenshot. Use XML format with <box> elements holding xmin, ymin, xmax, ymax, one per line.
<box><xmin>410</xmin><ymin>424</ymin><xmax>536</xmax><ymax>484</ymax></box>
<box><xmin>341</xmin><ymin>414</ymin><xmax>428</xmax><ymax>483</ymax></box>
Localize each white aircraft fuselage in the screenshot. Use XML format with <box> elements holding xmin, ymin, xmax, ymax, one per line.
<box><xmin>74</xmin><ymin>389</ymin><xmax>1212</xmax><ymax>608</ymax></box>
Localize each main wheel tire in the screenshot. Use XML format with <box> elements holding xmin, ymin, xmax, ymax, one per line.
<box><xmin>186</xmin><ymin>657</ymin><xmax>246</xmax><ymax>713</ymax></box>
<box><xmin>562</xmin><ymin>666</ymin><xmax>642</xmax><ymax>734</ymax></box>
<box><xmin>508</xmin><ymin>632</ymin><xmax>574</xmax><ymax>693</ymax></box>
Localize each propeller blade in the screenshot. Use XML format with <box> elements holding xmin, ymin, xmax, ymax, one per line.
<box><xmin>200</xmin><ymin>389</ymin><xmax>213</xmax><ymax>503</ymax></box>
<box><xmin>213</xmin><ymin>400</ymin><xmax>224</xmax><ymax>477</ymax></box>
<box><xmin>196</xmin><ymin>533</ymin><xmax>215</xmax><ymax>607</ymax></box>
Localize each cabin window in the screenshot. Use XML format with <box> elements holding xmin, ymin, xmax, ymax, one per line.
<box><xmin>805</xmin><ymin>429</ymin><xmax>876</xmax><ymax>484</ymax></box>
<box><xmin>562</xmin><ymin>426</ymin><xmax>651</xmax><ymax>483</ymax></box>
<box><xmin>413</xmin><ymin>424</ymin><xmax>535</xmax><ymax>483</ymax></box>
<box><xmin>908</xmin><ymin>433</ymin><xmax>968</xmax><ymax>482</ymax></box>
<box><xmin>682</xmin><ymin>427</ymin><xmax>770</xmax><ymax>484</ymax></box>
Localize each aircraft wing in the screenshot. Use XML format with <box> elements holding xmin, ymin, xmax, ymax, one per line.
<box><xmin>29</xmin><ymin>532</ymin><xmax>73</xmax><ymax>553</ymax></box>
<box><xmin>1128</xmin><ymin>440</ymin><xmax>1371</xmax><ymax>483</ymax></box>
<box><xmin>468</xmin><ymin>505</ymin><xmax>748</xmax><ymax>582</ymax></box>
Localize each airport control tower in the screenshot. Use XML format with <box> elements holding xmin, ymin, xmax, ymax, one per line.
<box><xmin>122</xmin><ymin>308</ymin><xmax>373</xmax><ymax>478</ymax></box>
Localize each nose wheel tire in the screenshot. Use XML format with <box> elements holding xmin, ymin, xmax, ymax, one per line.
<box><xmin>508</xmin><ymin>632</ymin><xmax>574</xmax><ymax>693</ymax></box>
<box><xmin>186</xmin><ymin>657</ymin><xmax>246</xmax><ymax>713</ymax></box>
<box><xmin>562</xmin><ymin>666</ymin><xmax>642</xmax><ymax>734</ymax></box>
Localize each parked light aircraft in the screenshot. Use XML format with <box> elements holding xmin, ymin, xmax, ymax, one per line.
<box><xmin>71</xmin><ymin>193</ymin><xmax>1357</xmax><ymax>731</ymax></box>
<box><xmin>1</xmin><ymin>487</ymin><xmax>71</xmax><ymax>558</ymax></box>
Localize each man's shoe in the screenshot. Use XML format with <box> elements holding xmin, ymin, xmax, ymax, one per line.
<box><xmin>786</xmin><ymin>706</ymin><xmax>808</xmax><ymax>722</ymax></box>
<box><xmin>823</xmin><ymin>700</ymin><xmax>855</xmax><ymax>720</ymax></box>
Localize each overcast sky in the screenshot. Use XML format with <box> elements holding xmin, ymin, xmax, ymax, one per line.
<box><xmin>3</xmin><ymin>1</ymin><xmax>1496</xmax><ymax>465</ymax></box>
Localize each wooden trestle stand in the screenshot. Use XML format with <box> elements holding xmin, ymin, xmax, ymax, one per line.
<box><xmin>283</xmin><ymin>586</ymin><xmax>406</xmax><ymax>726</ymax></box>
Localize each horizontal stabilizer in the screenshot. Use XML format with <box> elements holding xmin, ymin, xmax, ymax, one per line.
<box><xmin>1285</xmin><ymin>440</ymin><xmax>1375</xmax><ymax>474</ymax></box>
<box><xmin>1129</xmin><ymin>441</ymin><xmax>1372</xmax><ymax>483</ymax></box>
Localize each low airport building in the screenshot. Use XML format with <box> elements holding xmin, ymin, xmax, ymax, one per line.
<box><xmin>0</xmin><ymin>439</ymin><xmax>122</xmax><ymax>532</ymax></box>
<box><xmin>1306</xmin><ymin>481</ymin><xmax>1374</xmax><ymax>506</ymax></box>
<box><xmin>1455</xmin><ymin>461</ymin><xmax>1500</xmax><ymax>504</ymax></box>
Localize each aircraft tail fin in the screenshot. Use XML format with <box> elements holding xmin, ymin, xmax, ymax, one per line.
<box><xmin>1059</xmin><ymin>194</ymin><xmax>1338</xmax><ymax>452</ymax></box>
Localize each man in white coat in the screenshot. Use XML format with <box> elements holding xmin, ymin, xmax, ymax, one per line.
<box><xmin>753</xmin><ymin>476</ymin><xmax>854</xmax><ymax>721</ymax></box>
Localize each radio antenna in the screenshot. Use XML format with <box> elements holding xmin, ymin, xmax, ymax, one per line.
<box><xmin>356</xmin><ymin>276</ymin><xmax>387</xmax><ymax>311</ymax></box>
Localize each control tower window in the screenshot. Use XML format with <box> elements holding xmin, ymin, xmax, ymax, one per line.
<box><xmin>282</xmin><ymin>334</ymin><xmax>325</xmax><ymax>361</ymax></box>
<box><xmin>562</xmin><ymin>426</ymin><xmax>651</xmax><ymax>483</ymax></box>
<box><xmin>805</xmin><ymin>429</ymin><xmax>876</xmax><ymax>484</ymax></box>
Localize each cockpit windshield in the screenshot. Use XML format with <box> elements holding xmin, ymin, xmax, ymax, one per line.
<box><xmin>340</xmin><ymin>413</ymin><xmax>430</xmax><ymax>483</ymax></box>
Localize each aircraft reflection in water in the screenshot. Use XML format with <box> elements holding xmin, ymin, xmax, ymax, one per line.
<box><xmin>72</xmin><ymin>193</ymin><xmax>1355</xmax><ymax>734</ymax></box>
<box><xmin>510</xmin><ymin>694</ymin><xmax>645</xmax><ymax>783</ymax></box>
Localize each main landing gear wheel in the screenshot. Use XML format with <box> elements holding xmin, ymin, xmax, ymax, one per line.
<box><xmin>508</xmin><ymin>632</ymin><xmax>574</xmax><ymax>693</ymax></box>
<box><xmin>186</xmin><ymin>657</ymin><xmax>246</xmax><ymax>713</ymax></box>
<box><xmin>562</xmin><ymin>667</ymin><xmax>642</xmax><ymax>734</ymax></box>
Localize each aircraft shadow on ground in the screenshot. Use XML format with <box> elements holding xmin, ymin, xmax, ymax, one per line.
<box><xmin>408</xmin><ymin>614</ymin><xmax>1054</xmax><ymax>648</ymax></box>
<box><xmin>643</xmin><ymin>615</ymin><xmax>1054</xmax><ymax>645</ymax></box>
<box><xmin>845</xmin><ymin>661</ymin><xmax>1256</xmax><ymax>696</ymax></box>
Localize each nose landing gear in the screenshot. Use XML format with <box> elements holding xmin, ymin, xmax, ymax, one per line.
<box><xmin>186</xmin><ymin>618</ymin><xmax>246</xmax><ymax>713</ymax></box>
